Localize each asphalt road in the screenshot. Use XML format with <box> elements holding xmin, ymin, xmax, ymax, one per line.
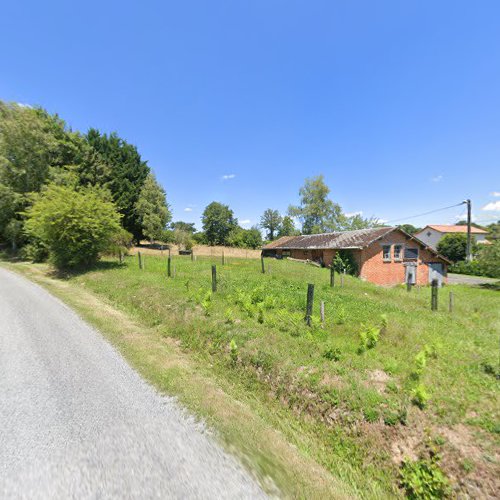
<box><xmin>447</xmin><ymin>273</ymin><xmax>498</xmax><ymax>286</ymax></box>
<box><xmin>0</xmin><ymin>268</ymin><xmax>266</xmax><ymax>499</ymax></box>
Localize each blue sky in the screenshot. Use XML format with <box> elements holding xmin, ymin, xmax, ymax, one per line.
<box><xmin>1</xmin><ymin>1</ymin><xmax>499</xmax><ymax>230</ymax></box>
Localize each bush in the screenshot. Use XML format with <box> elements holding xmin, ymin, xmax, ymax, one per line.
<box><xmin>400</xmin><ymin>453</ymin><xmax>450</xmax><ymax>499</ymax></box>
<box><xmin>24</xmin><ymin>184</ymin><xmax>121</xmax><ymax>269</ymax></box>
<box><xmin>332</xmin><ymin>250</ymin><xmax>358</xmax><ymax>275</ymax></box>
<box><xmin>449</xmin><ymin>241</ymin><xmax>500</xmax><ymax>278</ymax></box>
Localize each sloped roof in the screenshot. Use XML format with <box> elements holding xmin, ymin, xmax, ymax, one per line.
<box><xmin>263</xmin><ymin>227</ymin><xmax>394</xmax><ymax>250</ymax></box>
<box><xmin>263</xmin><ymin>227</ymin><xmax>451</xmax><ymax>263</ymax></box>
<box><xmin>425</xmin><ymin>225</ymin><xmax>488</xmax><ymax>234</ymax></box>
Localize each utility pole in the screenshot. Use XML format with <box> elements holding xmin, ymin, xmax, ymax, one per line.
<box><xmin>465</xmin><ymin>199</ymin><xmax>472</xmax><ymax>262</ymax></box>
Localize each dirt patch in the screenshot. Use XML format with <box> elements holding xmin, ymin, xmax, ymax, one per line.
<box><xmin>366</xmin><ymin>369</ymin><xmax>391</xmax><ymax>394</ymax></box>
<box><xmin>130</xmin><ymin>244</ymin><xmax>262</xmax><ymax>259</ymax></box>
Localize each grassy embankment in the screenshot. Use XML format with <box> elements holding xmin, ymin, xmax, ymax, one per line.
<box><xmin>3</xmin><ymin>254</ymin><xmax>499</xmax><ymax>498</ymax></box>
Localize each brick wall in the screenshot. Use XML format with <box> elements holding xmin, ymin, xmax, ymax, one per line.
<box><xmin>359</xmin><ymin>231</ymin><xmax>447</xmax><ymax>286</ymax></box>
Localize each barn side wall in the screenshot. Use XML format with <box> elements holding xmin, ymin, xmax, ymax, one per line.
<box><xmin>359</xmin><ymin>232</ymin><xmax>447</xmax><ymax>286</ymax></box>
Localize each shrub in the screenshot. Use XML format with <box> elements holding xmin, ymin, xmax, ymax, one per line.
<box><xmin>24</xmin><ymin>184</ymin><xmax>121</xmax><ymax>269</ymax></box>
<box><xmin>400</xmin><ymin>454</ymin><xmax>450</xmax><ymax>499</ymax></box>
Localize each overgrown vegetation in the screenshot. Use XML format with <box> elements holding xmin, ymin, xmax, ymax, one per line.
<box><xmin>8</xmin><ymin>255</ymin><xmax>497</xmax><ymax>497</ymax></box>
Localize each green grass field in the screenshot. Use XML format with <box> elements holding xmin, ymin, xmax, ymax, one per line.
<box><xmin>4</xmin><ymin>254</ymin><xmax>499</xmax><ymax>497</ymax></box>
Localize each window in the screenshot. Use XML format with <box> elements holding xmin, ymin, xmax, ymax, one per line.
<box><xmin>394</xmin><ymin>244</ymin><xmax>402</xmax><ymax>260</ymax></box>
<box><xmin>382</xmin><ymin>245</ymin><xmax>391</xmax><ymax>261</ymax></box>
<box><xmin>404</xmin><ymin>247</ymin><xmax>418</xmax><ymax>260</ymax></box>
<box><xmin>426</xmin><ymin>231</ymin><xmax>432</xmax><ymax>237</ymax></box>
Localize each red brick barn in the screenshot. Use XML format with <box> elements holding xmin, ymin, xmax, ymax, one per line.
<box><xmin>262</xmin><ymin>227</ymin><xmax>450</xmax><ymax>286</ymax></box>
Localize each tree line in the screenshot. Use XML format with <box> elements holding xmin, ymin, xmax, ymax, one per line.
<box><xmin>3</xmin><ymin>100</ymin><xmax>497</xmax><ymax>273</ymax></box>
<box><xmin>0</xmin><ymin>102</ymin><xmax>380</xmax><ymax>268</ymax></box>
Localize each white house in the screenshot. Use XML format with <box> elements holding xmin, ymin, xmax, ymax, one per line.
<box><xmin>414</xmin><ymin>225</ymin><xmax>489</xmax><ymax>250</ymax></box>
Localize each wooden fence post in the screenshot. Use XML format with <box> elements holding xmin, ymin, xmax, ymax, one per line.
<box><xmin>448</xmin><ymin>291</ymin><xmax>454</xmax><ymax>313</ymax></box>
<box><xmin>167</xmin><ymin>256</ymin><xmax>171</xmax><ymax>278</ymax></box>
<box><xmin>261</xmin><ymin>254</ymin><xmax>265</xmax><ymax>274</ymax></box>
<box><xmin>431</xmin><ymin>279</ymin><xmax>438</xmax><ymax>311</ymax></box>
<box><xmin>305</xmin><ymin>284</ymin><xmax>314</xmax><ymax>326</ymax></box>
<box><xmin>222</xmin><ymin>249</ymin><xmax>225</xmax><ymax>265</ymax></box>
<box><xmin>212</xmin><ymin>265</ymin><xmax>217</xmax><ymax>292</ymax></box>
<box><xmin>330</xmin><ymin>266</ymin><xmax>335</xmax><ymax>287</ymax></box>
<box><xmin>191</xmin><ymin>250</ymin><xmax>194</xmax><ymax>262</ymax></box>
<box><xmin>138</xmin><ymin>251</ymin><xmax>143</xmax><ymax>270</ymax></box>
<box><xmin>320</xmin><ymin>301</ymin><xmax>325</xmax><ymax>327</ymax></box>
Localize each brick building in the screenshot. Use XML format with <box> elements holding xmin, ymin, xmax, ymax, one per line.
<box><xmin>262</xmin><ymin>227</ymin><xmax>449</xmax><ymax>286</ymax></box>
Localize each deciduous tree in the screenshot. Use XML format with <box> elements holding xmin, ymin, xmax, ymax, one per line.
<box><xmin>201</xmin><ymin>202</ymin><xmax>238</xmax><ymax>245</ymax></box>
<box><xmin>260</xmin><ymin>209</ymin><xmax>282</xmax><ymax>240</ymax></box>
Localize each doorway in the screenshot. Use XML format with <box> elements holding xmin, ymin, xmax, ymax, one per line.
<box><xmin>428</xmin><ymin>263</ymin><xmax>445</xmax><ymax>287</ymax></box>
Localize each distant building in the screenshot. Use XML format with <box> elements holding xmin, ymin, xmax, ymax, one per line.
<box><xmin>262</xmin><ymin>227</ymin><xmax>449</xmax><ymax>286</ymax></box>
<box><xmin>414</xmin><ymin>225</ymin><xmax>489</xmax><ymax>250</ymax></box>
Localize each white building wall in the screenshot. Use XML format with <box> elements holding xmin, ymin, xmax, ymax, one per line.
<box><xmin>415</xmin><ymin>228</ymin><xmax>487</xmax><ymax>250</ymax></box>
<box><xmin>415</xmin><ymin>228</ymin><xmax>442</xmax><ymax>250</ymax></box>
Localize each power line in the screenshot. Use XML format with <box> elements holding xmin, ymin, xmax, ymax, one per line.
<box><xmin>381</xmin><ymin>202</ymin><xmax>466</xmax><ymax>225</ymax></box>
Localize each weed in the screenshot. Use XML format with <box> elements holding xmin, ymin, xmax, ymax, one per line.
<box><xmin>334</xmin><ymin>305</ymin><xmax>347</xmax><ymax>325</ymax></box>
<box><xmin>224</xmin><ymin>308</ymin><xmax>235</xmax><ymax>324</ymax></box>
<box><xmin>380</xmin><ymin>313</ymin><xmax>388</xmax><ymax>329</ymax></box>
<box><xmin>229</xmin><ymin>338</ymin><xmax>238</xmax><ymax>365</ymax></box>
<box><xmin>481</xmin><ymin>361</ymin><xmax>499</xmax><ymax>379</ymax></box>
<box><xmin>364</xmin><ymin>408</ymin><xmax>379</xmax><ymax>423</ymax></box>
<box><xmin>412</xmin><ymin>350</ymin><xmax>427</xmax><ymax>379</ymax></box>
<box><xmin>323</xmin><ymin>347</ymin><xmax>342</xmax><ymax>361</ymax></box>
<box><xmin>257</xmin><ymin>305</ymin><xmax>265</xmax><ymax>324</ymax></box>
<box><xmin>461</xmin><ymin>458</ymin><xmax>475</xmax><ymax>473</ymax></box>
<box><xmin>201</xmin><ymin>291</ymin><xmax>212</xmax><ymax>316</ymax></box>
<box><xmin>358</xmin><ymin>325</ymin><xmax>380</xmax><ymax>353</ymax></box>
<box><xmin>412</xmin><ymin>384</ymin><xmax>429</xmax><ymax>409</ymax></box>
<box><xmin>400</xmin><ymin>446</ymin><xmax>450</xmax><ymax>499</ymax></box>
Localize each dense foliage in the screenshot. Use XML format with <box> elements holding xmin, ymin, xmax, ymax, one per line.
<box><xmin>288</xmin><ymin>175</ymin><xmax>378</xmax><ymax>234</ymax></box>
<box><xmin>260</xmin><ymin>209</ymin><xmax>282</xmax><ymax>240</ymax></box>
<box><xmin>0</xmin><ymin>101</ymin><xmax>160</xmax><ymax>261</ymax></box>
<box><xmin>436</xmin><ymin>233</ymin><xmax>473</xmax><ymax>262</ymax></box>
<box><xmin>449</xmin><ymin>240</ymin><xmax>500</xmax><ymax>278</ymax></box>
<box><xmin>201</xmin><ymin>202</ymin><xmax>238</xmax><ymax>245</ymax></box>
<box><xmin>85</xmin><ymin>128</ymin><xmax>150</xmax><ymax>241</ymax></box>
<box><xmin>135</xmin><ymin>173</ymin><xmax>171</xmax><ymax>242</ymax></box>
<box><xmin>24</xmin><ymin>185</ymin><xmax>121</xmax><ymax>268</ymax></box>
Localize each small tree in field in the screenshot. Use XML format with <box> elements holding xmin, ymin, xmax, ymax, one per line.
<box><xmin>135</xmin><ymin>173</ymin><xmax>171</xmax><ymax>243</ymax></box>
<box><xmin>24</xmin><ymin>184</ymin><xmax>121</xmax><ymax>269</ymax></box>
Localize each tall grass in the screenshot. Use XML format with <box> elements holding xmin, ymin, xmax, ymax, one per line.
<box><xmin>43</xmin><ymin>254</ymin><xmax>500</xmax><ymax>496</ymax></box>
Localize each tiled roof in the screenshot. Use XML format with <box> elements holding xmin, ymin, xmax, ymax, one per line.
<box><xmin>426</xmin><ymin>225</ymin><xmax>488</xmax><ymax>234</ymax></box>
<box><xmin>263</xmin><ymin>227</ymin><xmax>395</xmax><ymax>250</ymax></box>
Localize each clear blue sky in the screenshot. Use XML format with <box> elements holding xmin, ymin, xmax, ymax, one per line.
<box><xmin>2</xmin><ymin>1</ymin><xmax>499</xmax><ymax>230</ymax></box>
